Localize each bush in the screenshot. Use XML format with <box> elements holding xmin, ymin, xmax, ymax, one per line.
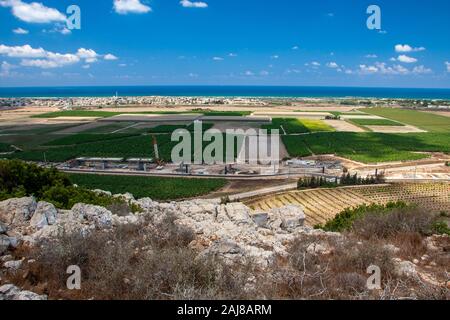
<box><xmin>316</xmin><ymin>202</ymin><xmax>408</xmax><ymax>232</ymax></box>
<box><xmin>317</xmin><ymin>202</ymin><xmax>449</xmax><ymax>238</ymax></box>
<box><xmin>25</xmin><ymin>218</ymin><xmax>251</xmax><ymax>300</ymax></box>
<box><xmin>0</xmin><ymin>159</ymin><xmax>138</xmax><ymax>212</ymax></box>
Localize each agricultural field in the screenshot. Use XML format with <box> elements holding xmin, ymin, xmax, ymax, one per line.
<box><xmin>3</xmin><ymin>130</ymin><xmax>242</xmax><ymax>163</ymax></box>
<box><xmin>349</xmin><ymin>119</ymin><xmax>405</xmax><ymax>127</ymax></box>
<box><xmin>245</xmin><ymin>183</ymin><xmax>450</xmax><ymax>226</ymax></box>
<box><xmin>32</xmin><ymin>110</ymin><xmax>252</xmax><ymax>119</ymax></box>
<box><xmin>44</xmin><ymin>133</ymin><xmax>141</xmax><ymax>146</ymax></box>
<box><xmin>263</xmin><ymin>118</ymin><xmax>334</xmax><ymax>134</ymax></box>
<box><xmin>363</xmin><ymin>108</ymin><xmax>450</xmax><ymax>132</ymax></box>
<box><xmin>0</xmin><ymin>142</ymin><xmax>13</xmax><ymax>153</ymax></box>
<box><xmin>0</xmin><ymin>124</ymin><xmax>80</xmax><ymax>135</ymax></box>
<box><xmin>69</xmin><ymin>173</ymin><xmax>227</xmax><ymax>200</ymax></box>
<box><xmin>149</xmin><ymin>123</ymin><xmax>214</xmax><ymax>134</ymax></box>
<box><xmin>282</xmin><ymin>132</ymin><xmax>450</xmax><ymax>163</ymax></box>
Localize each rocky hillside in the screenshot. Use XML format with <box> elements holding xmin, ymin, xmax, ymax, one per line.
<box><xmin>0</xmin><ymin>192</ymin><xmax>449</xmax><ymax>300</ymax></box>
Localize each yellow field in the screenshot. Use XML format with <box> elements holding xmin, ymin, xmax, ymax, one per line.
<box><xmin>245</xmin><ymin>183</ymin><xmax>450</xmax><ymax>226</ymax></box>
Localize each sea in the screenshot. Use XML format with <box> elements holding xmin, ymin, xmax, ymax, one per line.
<box><xmin>0</xmin><ymin>86</ymin><xmax>450</xmax><ymax>100</ymax></box>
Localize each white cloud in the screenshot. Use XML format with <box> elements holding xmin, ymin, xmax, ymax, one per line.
<box><xmin>0</xmin><ymin>44</ymin><xmax>46</xmax><ymax>58</ymax></box>
<box><xmin>395</xmin><ymin>44</ymin><xmax>426</xmax><ymax>53</ymax></box>
<box><xmin>212</xmin><ymin>57</ymin><xmax>224</xmax><ymax>61</ymax></box>
<box><xmin>58</xmin><ymin>27</ymin><xmax>71</xmax><ymax>35</ymax></box>
<box><xmin>13</xmin><ymin>27</ymin><xmax>28</xmax><ymax>34</ymax></box>
<box><xmin>445</xmin><ymin>62</ymin><xmax>450</xmax><ymax>73</ymax></box>
<box><xmin>76</xmin><ymin>48</ymin><xmax>98</xmax><ymax>63</ymax></box>
<box><xmin>180</xmin><ymin>0</ymin><xmax>208</xmax><ymax>8</ymax></box>
<box><xmin>104</xmin><ymin>53</ymin><xmax>118</xmax><ymax>60</ymax></box>
<box><xmin>228</xmin><ymin>53</ymin><xmax>237</xmax><ymax>57</ymax></box>
<box><xmin>0</xmin><ymin>44</ymin><xmax>117</xmax><ymax>69</ymax></box>
<box><xmin>243</xmin><ymin>71</ymin><xmax>254</xmax><ymax>76</ymax></box>
<box><xmin>113</xmin><ymin>0</ymin><xmax>151</xmax><ymax>14</ymax></box>
<box><xmin>21</xmin><ymin>55</ymin><xmax>79</xmax><ymax>69</ymax></box>
<box><xmin>359</xmin><ymin>64</ymin><xmax>378</xmax><ymax>74</ymax></box>
<box><xmin>311</xmin><ymin>61</ymin><xmax>320</xmax><ymax>67</ymax></box>
<box><xmin>0</xmin><ymin>61</ymin><xmax>17</xmax><ymax>76</ymax></box>
<box><xmin>412</xmin><ymin>65</ymin><xmax>432</xmax><ymax>74</ymax></box>
<box><xmin>356</xmin><ymin>62</ymin><xmax>432</xmax><ymax>76</ymax></box>
<box><xmin>0</xmin><ymin>0</ymin><xmax>66</xmax><ymax>23</ymax></box>
<box><xmin>397</xmin><ymin>55</ymin><xmax>418</xmax><ymax>63</ymax></box>
<box><xmin>326</xmin><ymin>62</ymin><xmax>338</xmax><ymax>68</ymax></box>
<box><xmin>365</xmin><ymin>54</ymin><xmax>377</xmax><ymax>58</ymax></box>
<box><xmin>259</xmin><ymin>70</ymin><xmax>269</xmax><ymax>76</ymax></box>
<box><xmin>292</xmin><ymin>46</ymin><xmax>299</xmax><ymax>50</ymax></box>
<box><xmin>271</xmin><ymin>55</ymin><xmax>279</xmax><ymax>59</ymax></box>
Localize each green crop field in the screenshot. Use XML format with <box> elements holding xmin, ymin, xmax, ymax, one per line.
<box><xmin>362</xmin><ymin>108</ymin><xmax>450</xmax><ymax>132</ymax></box>
<box><xmin>263</xmin><ymin>118</ymin><xmax>334</xmax><ymax>134</ymax></box>
<box><xmin>0</xmin><ymin>143</ymin><xmax>13</xmax><ymax>153</ymax></box>
<box><xmin>349</xmin><ymin>119</ymin><xmax>405</xmax><ymax>126</ymax></box>
<box><xmin>68</xmin><ymin>173</ymin><xmax>227</xmax><ymax>200</ymax></box>
<box><xmin>44</xmin><ymin>133</ymin><xmax>141</xmax><ymax>146</ymax></box>
<box><xmin>148</xmin><ymin>123</ymin><xmax>214</xmax><ymax>134</ymax></box>
<box><xmin>4</xmin><ymin>129</ymin><xmax>243</xmax><ymax>163</ymax></box>
<box><xmin>283</xmin><ymin>132</ymin><xmax>450</xmax><ymax>163</ymax></box>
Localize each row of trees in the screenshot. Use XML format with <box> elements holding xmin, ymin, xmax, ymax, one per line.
<box><xmin>297</xmin><ymin>173</ymin><xmax>385</xmax><ymax>190</ymax></box>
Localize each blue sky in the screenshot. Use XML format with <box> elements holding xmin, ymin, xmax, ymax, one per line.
<box><xmin>0</xmin><ymin>0</ymin><xmax>449</xmax><ymax>88</ymax></box>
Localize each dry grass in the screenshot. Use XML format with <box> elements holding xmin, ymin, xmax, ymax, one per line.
<box><xmin>2</xmin><ymin>207</ymin><xmax>449</xmax><ymax>300</ymax></box>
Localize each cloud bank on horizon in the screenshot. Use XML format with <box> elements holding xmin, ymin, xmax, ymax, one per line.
<box><xmin>0</xmin><ymin>0</ymin><xmax>449</xmax><ymax>88</ymax></box>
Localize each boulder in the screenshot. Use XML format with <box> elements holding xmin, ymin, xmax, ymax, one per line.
<box><xmin>251</xmin><ymin>212</ymin><xmax>269</xmax><ymax>228</ymax></box>
<box><xmin>0</xmin><ymin>234</ymin><xmax>10</xmax><ymax>255</ymax></box>
<box><xmin>92</xmin><ymin>189</ymin><xmax>112</xmax><ymax>197</ymax></box>
<box><xmin>270</xmin><ymin>205</ymin><xmax>305</xmax><ymax>231</ymax></box>
<box><xmin>0</xmin><ymin>284</ymin><xmax>47</xmax><ymax>300</ymax></box>
<box><xmin>71</xmin><ymin>203</ymin><xmax>113</xmax><ymax>229</ymax></box>
<box><xmin>0</xmin><ymin>221</ymin><xmax>7</xmax><ymax>234</ymax></box>
<box><xmin>3</xmin><ymin>259</ymin><xmax>23</xmax><ymax>271</ymax></box>
<box><xmin>394</xmin><ymin>259</ymin><xmax>417</xmax><ymax>278</ymax></box>
<box><xmin>30</xmin><ymin>201</ymin><xmax>58</xmax><ymax>230</ymax></box>
<box><xmin>307</xmin><ymin>243</ymin><xmax>332</xmax><ymax>255</ymax></box>
<box><xmin>0</xmin><ymin>197</ymin><xmax>37</xmax><ymax>227</ymax></box>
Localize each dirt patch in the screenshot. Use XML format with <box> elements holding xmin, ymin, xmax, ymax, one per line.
<box><xmin>53</xmin><ymin>122</ymin><xmax>109</xmax><ymax>134</ymax></box>
<box><xmin>425</xmin><ymin>111</ymin><xmax>450</xmax><ymax>118</ymax></box>
<box><xmin>341</xmin><ymin>115</ymin><xmax>383</xmax><ymax>120</ymax></box>
<box><xmin>366</xmin><ymin>125</ymin><xmax>426</xmax><ymax>133</ymax></box>
<box><xmin>203</xmin><ymin>178</ymin><xmax>297</xmax><ymax>199</ymax></box>
<box><xmin>323</xmin><ymin>120</ymin><xmax>365</xmax><ymax>132</ymax></box>
<box><xmin>252</xmin><ymin>111</ymin><xmax>332</xmax><ymax>119</ymax></box>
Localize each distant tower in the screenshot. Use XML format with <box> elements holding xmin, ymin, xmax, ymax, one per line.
<box><xmin>152</xmin><ymin>135</ymin><xmax>160</xmax><ymax>161</ymax></box>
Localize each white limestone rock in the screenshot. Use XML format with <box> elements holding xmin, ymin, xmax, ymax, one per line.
<box><xmin>0</xmin><ymin>284</ymin><xmax>47</xmax><ymax>300</ymax></box>
<box><xmin>0</xmin><ymin>197</ymin><xmax>37</xmax><ymax>227</ymax></box>
<box><xmin>29</xmin><ymin>201</ymin><xmax>58</xmax><ymax>230</ymax></box>
<box><xmin>71</xmin><ymin>203</ymin><xmax>113</xmax><ymax>229</ymax></box>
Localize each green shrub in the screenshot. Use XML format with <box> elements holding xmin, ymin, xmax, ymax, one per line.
<box><xmin>0</xmin><ymin>159</ymin><xmax>138</xmax><ymax>212</ymax></box>
<box><xmin>315</xmin><ymin>202</ymin><xmax>408</xmax><ymax>232</ymax></box>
